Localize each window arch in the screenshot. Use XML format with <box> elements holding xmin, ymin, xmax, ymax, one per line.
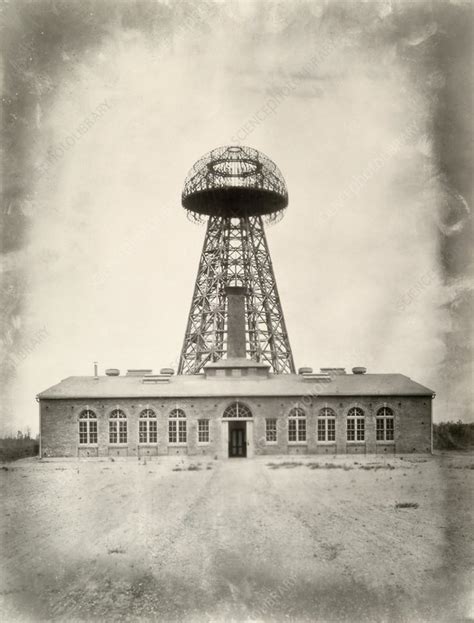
<box><xmin>376</xmin><ymin>407</ymin><xmax>394</xmax><ymax>441</ymax></box>
<box><xmin>318</xmin><ymin>407</ymin><xmax>336</xmax><ymax>442</ymax></box>
<box><xmin>223</xmin><ymin>402</ymin><xmax>252</xmax><ymax>419</ymax></box>
<box><xmin>288</xmin><ymin>407</ymin><xmax>306</xmax><ymax>443</ymax></box>
<box><xmin>79</xmin><ymin>409</ymin><xmax>97</xmax><ymax>445</ymax></box>
<box><xmin>169</xmin><ymin>408</ymin><xmax>187</xmax><ymax>444</ymax></box>
<box><xmin>139</xmin><ymin>408</ymin><xmax>157</xmax><ymax>444</ymax></box>
<box><xmin>347</xmin><ymin>407</ymin><xmax>365</xmax><ymax>442</ymax></box>
<box><xmin>109</xmin><ymin>409</ymin><xmax>127</xmax><ymax>444</ymax></box>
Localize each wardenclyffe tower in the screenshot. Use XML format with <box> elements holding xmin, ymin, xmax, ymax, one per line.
<box><xmin>178</xmin><ymin>146</ymin><xmax>295</xmax><ymax>375</ymax></box>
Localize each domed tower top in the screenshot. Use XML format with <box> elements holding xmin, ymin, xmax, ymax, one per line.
<box><xmin>182</xmin><ymin>145</ymin><xmax>288</xmax><ymax>223</ymax></box>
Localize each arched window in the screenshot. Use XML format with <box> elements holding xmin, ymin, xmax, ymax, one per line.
<box><xmin>318</xmin><ymin>407</ymin><xmax>336</xmax><ymax>442</ymax></box>
<box><xmin>347</xmin><ymin>407</ymin><xmax>365</xmax><ymax>442</ymax></box>
<box><xmin>169</xmin><ymin>408</ymin><xmax>186</xmax><ymax>444</ymax></box>
<box><xmin>288</xmin><ymin>407</ymin><xmax>306</xmax><ymax>443</ymax></box>
<box><xmin>109</xmin><ymin>409</ymin><xmax>127</xmax><ymax>444</ymax></box>
<box><xmin>139</xmin><ymin>408</ymin><xmax>157</xmax><ymax>444</ymax></box>
<box><xmin>376</xmin><ymin>407</ymin><xmax>394</xmax><ymax>441</ymax></box>
<box><xmin>223</xmin><ymin>402</ymin><xmax>253</xmax><ymax>418</ymax></box>
<box><xmin>79</xmin><ymin>409</ymin><xmax>97</xmax><ymax>445</ymax></box>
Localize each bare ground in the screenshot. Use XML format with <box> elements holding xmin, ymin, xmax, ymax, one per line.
<box><xmin>1</xmin><ymin>453</ymin><xmax>473</xmax><ymax>622</ymax></box>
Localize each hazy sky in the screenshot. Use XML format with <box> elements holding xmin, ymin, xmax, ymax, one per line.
<box><xmin>1</xmin><ymin>1</ymin><xmax>472</xmax><ymax>433</ymax></box>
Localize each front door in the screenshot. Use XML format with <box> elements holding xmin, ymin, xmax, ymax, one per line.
<box><xmin>228</xmin><ymin>421</ymin><xmax>247</xmax><ymax>458</ymax></box>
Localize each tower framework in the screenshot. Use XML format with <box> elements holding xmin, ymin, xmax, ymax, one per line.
<box><xmin>178</xmin><ymin>215</ymin><xmax>295</xmax><ymax>374</ymax></box>
<box><xmin>178</xmin><ymin>145</ymin><xmax>295</xmax><ymax>375</ymax></box>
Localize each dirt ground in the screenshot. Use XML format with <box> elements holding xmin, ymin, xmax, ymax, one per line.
<box><xmin>1</xmin><ymin>453</ymin><xmax>472</xmax><ymax>622</ymax></box>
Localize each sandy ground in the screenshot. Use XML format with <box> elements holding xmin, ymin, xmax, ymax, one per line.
<box><xmin>1</xmin><ymin>453</ymin><xmax>472</xmax><ymax>623</ymax></box>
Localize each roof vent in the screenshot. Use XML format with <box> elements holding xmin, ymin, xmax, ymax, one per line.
<box><xmin>352</xmin><ymin>367</ymin><xmax>367</xmax><ymax>375</ymax></box>
<box><xmin>320</xmin><ymin>368</ymin><xmax>346</xmax><ymax>376</ymax></box>
<box><xmin>302</xmin><ymin>372</ymin><xmax>332</xmax><ymax>383</ymax></box>
<box><xmin>142</xmin><ymin>374</ymin><xmax>171</xmax><ymax>384</ymax></box>
<box><xmin>105</xmin><ymin>369</ymin><xmax>120</xmax><ymax>376</ymax></box>
<box><xmin>298</xmin><ymin>367</ymin><xmax>313</xmax><ymax>375</ymax></box>
<box><xmin>126</xmin><ymin>369</ymin><xmax>152</xmax><ymax>377</ymax></box>
<box><xmin>160</xmin><ymin>368</ymin><xmax>175</xmax><ymax>375</ymax></box>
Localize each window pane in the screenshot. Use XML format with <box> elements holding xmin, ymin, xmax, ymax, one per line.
<box><xmin>386</xmin><ymin>418</ymin><xmax>394</xmax><ymax>440</ymax></box>
<box><xmin>328</xmin><ymin>419</ymin><xmax>336</xmax><ymax>441</ymax></box>
<box><xmin>89</xmin><ymin>421</ymin><xmax>97</xmax><ymax>444</ymax></box>
<box><xmin>376</xmin><ymin>418</ymin><xmax>384</xmax><ymax>441</ymax></box>
<box><xmin>317</xmin><ymin>419</ymin><xmax>326</xmax><ymax>441</ymax></box>
<box><xmin>357</xmin><ymin>418</ymin><xmax>365</xmax><ymax>441</ymax></box>
<box><xmin>178</xmin><ymin>420</ymin><xmax>187</xmax><ymax>443</ymax></box>
<box><xmin>149</xmin><ymin>421</ymin><xmax>157</xmax><ymax>443</ymax></box>
<box><xmin>139</xmin><ymin>421</ymin><xmax>147</xmax><ymax>443</ymax></box>
<box><xmin>198</xmin><ymin>419</ymin><xmax>209</xmax><ymax>443</ymax></box>
<box><xmin>109</xmin><ymin>421</ymin><xmax>117</xmax><ymax>444</ymax></box>
<box><xmin>119</xmin><ymin>421</ymin><xmax>127</xmax><ymax>443</ymax></box>
<box><xmin>266</xmin><ymin>419</ymin><xmax>277</xmax><ymax>442</ymax></box>
<box><xmin>298</xmin><ymin>419</ymin><xmax>306</xmax><ymax>442</ymax></box>
<box><xmin>288</xmin><ymin>419</ymin><xmax>296</xmax><ymax>442</ymax></box>
<box><xmin>169</xmin><ymin>420</ymin><xmax>177</xmax><ymax>443</ymax></box>
<box><xmin>347</xmin><ymin>419</ymin><xmax>355</xmax><ymax>441</ymax></box>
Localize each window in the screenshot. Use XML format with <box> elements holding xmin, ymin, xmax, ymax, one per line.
<box><xmin>109</xmin><ymin>409</ymin><xmax>127</xmax><ymax>444</ymax></box>
<box><xmin>347</xmin><ymin>407</ymin><xmax>365</xmax><ymax>442</ymax></box>
<box><xmin>223</xmin><ymin>402</ymin><xmax>252</xmax><ymax>418</ymax></box>
<box><xmin>318</xmin><ymin>408</ymin><xmax>336</xmax><ymax>442</ymax></box>
<box><xmin>169</xmin><ymin>408</ymin><xmax>187</xmax><ymax>444</ymax></box>
<box><xmin>266</xmin><ymin>418</ymin><xmax>277</xmax><ymax>443</ymax></box>
<box><xmin>198</xmin><ymin>419</ymin><xmax>209</xmax><ymax>443</ymax></box>
<box><xmin>139</xmin><ymin>408</ymin><xmax>157</xmax><ymax>444</ymax></box>
<box><xmin>376</xmin><ymin>407</ymin><xmax>394</xmax><ymax>441</ymax></box>
<box><xmin>288</xmin><ymin>407</ymin><xmax>306</xmax><ymax>443</ymax></box>
<box><xmin>79</xmin><ymin>409</ymin><xmax>97</xmax><ymax>444</ymax></box>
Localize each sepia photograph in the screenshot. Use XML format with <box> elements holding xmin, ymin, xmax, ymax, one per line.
<box><xmin>1</xmin><ymin>1</ymin><xmax>473</xmax><ymax>621</ymax></box>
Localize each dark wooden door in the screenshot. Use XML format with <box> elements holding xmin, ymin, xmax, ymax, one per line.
<box><xmin>229</xmin><ymin>423</ymin><xmax>246</xmax><ymax>457</ymax></box>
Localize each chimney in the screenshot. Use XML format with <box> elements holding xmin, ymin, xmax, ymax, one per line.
<box><xmin>93</xmin><ymin>361</ymin><xmax>98</xmax><ymax>379</ymax></box>
<box><xmin>226</xmin><ymin>286</ymin><xmax>247</xmax><ymax>358</ymax></box>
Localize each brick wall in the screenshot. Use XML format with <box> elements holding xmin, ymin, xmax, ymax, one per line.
<box><xmin>40</xmin><ymin>394</ymin><xmax>432</xmax><ymax>458</ymax></box>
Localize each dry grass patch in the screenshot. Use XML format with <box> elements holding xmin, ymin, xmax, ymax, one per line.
<box><xmin>307</xmin><ymin>462</ymin><xmax>353</xmax><ymax>470</ymax></box>
<box><xmin>107</xmin><ymin>547</ymin><xmax>126</xmax><ymax>554</ymax></box>
<box><xmin>359</xmin><ymin>464</ymin><xmax>395</xmax><ymax>471</ymax></box>
<box><xmin>395</xmin><ymin>502</ymin><xmax>419</xmax><ymax>509</ymax></box>
<box><xmin>267</xmin><ymin>462</ymin><xmax>304</xmax><ymax>469</ymax></box>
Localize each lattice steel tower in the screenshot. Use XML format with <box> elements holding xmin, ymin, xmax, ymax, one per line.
<box><xmin>178</xmin><ymin>146</ymin><xmax>295</xmax><ymax>375</ymax></box>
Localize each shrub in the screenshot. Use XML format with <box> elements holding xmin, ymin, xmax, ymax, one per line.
<box><xmin>433</xmin><ymin>421</ymin><xmax>474</xmax><ymax>451</ymax></box>
<box><xmin>0</xmin><ymin>437</ymin><xmax>39</xmax><ymax>462</ymax></box>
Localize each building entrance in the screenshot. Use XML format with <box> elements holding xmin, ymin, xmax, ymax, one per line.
<box><xmin>228</xmin><ymin>421</ymin><xmax>247</xmax><ymax>458</ymax></box>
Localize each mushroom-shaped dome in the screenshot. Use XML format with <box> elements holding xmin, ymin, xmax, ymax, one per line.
<box><xmin>182</xmin><ymin>146</ymin><xmax>288</xmax><ymax>223</ymax></box>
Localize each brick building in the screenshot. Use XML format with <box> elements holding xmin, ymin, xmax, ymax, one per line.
<box><xmin>38</xmin><ymin>147</ymin><xmax>435</xmax><ymax>457</ymax></box>
<box><xmin>38</xmin><ymin>289</ymin><xmax>434</xmax><ymax>458</ymax></box>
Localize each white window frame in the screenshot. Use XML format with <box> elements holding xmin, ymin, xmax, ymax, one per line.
<box><xmin>222</xmin><ymin>402</ymin><xmax>253</xmax><ymax>419</ymax></box>
<box><xmin>347</xmin><ymin>407</ymin><xmax>365</xmax><ymax>442</ymax></box>
<box><xmin>317</xmin><ymin>408</ymin><xmax>336</xmax><ymax>443</ymax></box>
<box><xmin>265</xmin><ymin>418</ymin><xmax>277</xmax><ymax>444</ymax></box>
<box><xmin>109</xmin><ymin>409</ymin><xmax>128</xmax><ymax>445</ymax></box>
<box><xmin>79</xmin><ymin>409</ymin><xmax>98</xmax><ymax>445</ymax></box>
<box><xmin>169</xmin><ymin>408</ymin><xmax>187</xmax><ymax>445</ymax></box>
<box><xmin>138</xmin><ymin>408</ymin><xmax>157</xmax><ymax>445</ymax></box>
<box><xmin>288</xmin><ymin>407</ymin><xmax>306</xmax><ymax>444</ymax></box>
<box><xmin>376</xmin><ymin>407</ymin><xmax>395</xmax><ymax>443</ymax></box>
<box><xmin>197</xmin><ymin>419</ymin><xmax>210</xmax><ymax>444</ymax></box>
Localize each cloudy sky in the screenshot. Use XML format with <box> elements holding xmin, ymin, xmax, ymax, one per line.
<box><xmin>1</xmin><ymin>0</ymin><xmax>472</xmax><ymax>433</ymax></box>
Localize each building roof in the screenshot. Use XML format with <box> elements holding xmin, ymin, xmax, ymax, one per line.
<box><xmin>205</xmin><ymin>357</ymin><xmax>269</xmax><ymax>369</ymax></box>
<box><xmin>37</xmin><ymin>372</ymin><xmax>434</xmax><ymax>400</ymax></box>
